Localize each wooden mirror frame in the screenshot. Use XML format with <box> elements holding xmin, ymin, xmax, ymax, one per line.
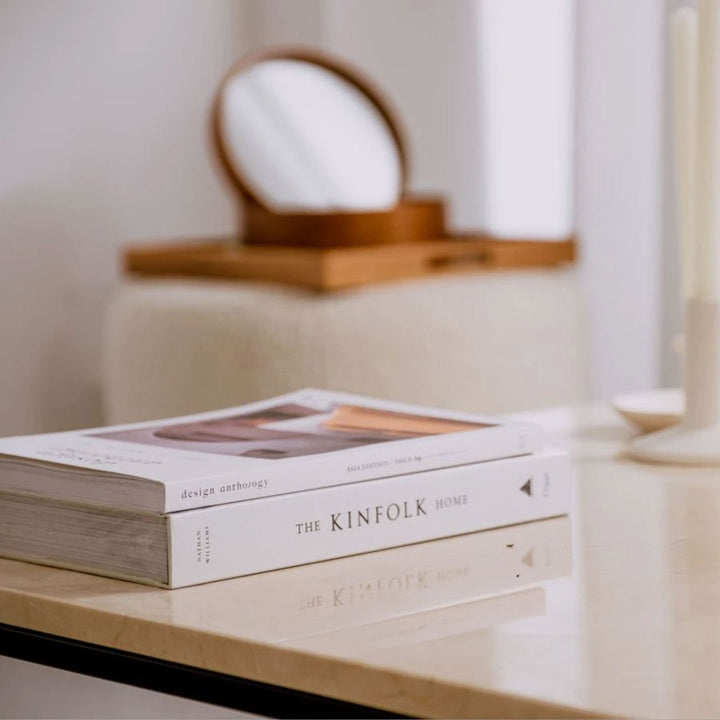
<box><xmin>212</xmin><ymin>46</ymin><xmax>410</xmax><ymax>209</ymax></box>
<box><xmin>211</xmin><ymin>46</ymin><xmax>448</xmax><ymax>247</ymax></box>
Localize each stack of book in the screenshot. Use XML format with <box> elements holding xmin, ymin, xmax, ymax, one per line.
<box><xmin>0</xmin><ymin>389</ymin><xmax>572</xmax><ymax>588</ymax></box>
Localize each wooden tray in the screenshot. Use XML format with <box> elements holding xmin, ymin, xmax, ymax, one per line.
<box><xmin>124</xmin><ymin>236</ymin><xmax>576</xmax><ymax>292</ymax></box>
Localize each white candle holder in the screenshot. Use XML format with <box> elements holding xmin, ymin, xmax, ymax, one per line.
<box><xmin>629</xmin><ymin>297</ymin><xmax>720</xmax><ymax>464</ymax></box>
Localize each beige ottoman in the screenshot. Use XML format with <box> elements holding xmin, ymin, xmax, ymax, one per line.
<box><xmin>102</xmin><ymin>270</ymin><xmax>589</xmax><ymax>424</ymax></box>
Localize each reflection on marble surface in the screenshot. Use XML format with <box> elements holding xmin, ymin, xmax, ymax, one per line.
<box><xmin>284</xmin><ymin>586</ymin><xmax>547</xmax><ymax>657</ymax></box>
<box><xmin>7</xmin><ymin>405</ymin><xmax>720</xmax><ymax>717</ymax></box>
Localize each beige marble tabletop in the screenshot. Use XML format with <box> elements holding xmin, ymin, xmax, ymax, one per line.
<box><xmin>3</xmin><ymin>404</ymin><xmax>720</xmax><ymax>718</ymax></box>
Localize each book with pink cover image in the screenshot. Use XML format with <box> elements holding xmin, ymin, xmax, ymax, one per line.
<box><xmin>0</xmin><ymin>388</ymin><xmax>543</xmax><ymax>512</ymax></box>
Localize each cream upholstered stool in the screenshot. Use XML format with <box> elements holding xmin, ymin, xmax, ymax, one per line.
<box><xmin>102</xmin><ymin>269</ymin><xmax>589</xmax><ymax>424</ymax></box>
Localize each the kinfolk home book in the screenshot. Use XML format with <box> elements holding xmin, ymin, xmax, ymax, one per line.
<box><xmin>0</xmin><ymin>389</ymin><xmax>543</xmax><ymax>513</ymax></box>
<box><xmin>0</xmin><ymin>448</ymin><xmax>572</xmax><ymax>587</ymax></box>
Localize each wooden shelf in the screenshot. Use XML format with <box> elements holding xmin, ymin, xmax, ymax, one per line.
<box><xmin>124</xmin><ymin>236</ymin><xmax>577</xmax><ymax>292</ymax></box>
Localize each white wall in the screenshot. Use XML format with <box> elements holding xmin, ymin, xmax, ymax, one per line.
<box><xmin>0</xmin><ymin>0</ymin><xmax>244</xmax><ymax>435</ymax></box>
<box><xmin>575</xmin><ymin>0</ymin><xmax>665</xmax><ymax>397</ymax></box>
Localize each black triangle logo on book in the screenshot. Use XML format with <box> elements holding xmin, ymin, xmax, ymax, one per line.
<box><xmin>520</xmin><ymin>478</ymin><xmax>532</xmax><ymax>497</ymax></box>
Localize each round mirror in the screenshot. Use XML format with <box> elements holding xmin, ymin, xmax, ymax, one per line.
<box><xmin>214</xmin><ymin>49</ymin><xmax>406</xmax><ymax>212</ymax></box>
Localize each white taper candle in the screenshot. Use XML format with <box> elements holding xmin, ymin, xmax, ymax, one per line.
<box><xmin>696</xmin><ymin>0</ymin><xmax>720</xmax><ymax>298</ymax></box>
<box><xmin>671</xmin><ymin>8</ymin><xmax>697</xmax><ymax>299</ymax></box>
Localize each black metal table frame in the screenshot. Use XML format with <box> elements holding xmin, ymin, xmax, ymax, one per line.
<box><xmin>0</xmin><ymin>622</ymin><xmax>408</xmax><ymax>719</ymax></box>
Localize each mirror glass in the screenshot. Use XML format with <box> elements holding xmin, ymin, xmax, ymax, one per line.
<box><xmin>219</xmin><ymin>59</ymin><xmax>403</xmax><ymax>212</ymax></box>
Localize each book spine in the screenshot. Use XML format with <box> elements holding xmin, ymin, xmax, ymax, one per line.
<box><xmin>164</xmin><ymin>422</ymin><xmax>543</xmax><ymax>512</ymax></box>
<box><xmin>167</xmin><ymin>450</ymin><xmax>571</xmax><ymax>588</ymax></box>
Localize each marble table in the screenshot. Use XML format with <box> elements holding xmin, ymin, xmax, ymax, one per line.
<box><xmin>2</xmin><ymin>405</ymin><xmax>720</xmax><ymax>718</ymax></box>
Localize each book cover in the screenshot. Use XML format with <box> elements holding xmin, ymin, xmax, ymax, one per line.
<box><xmin>0</xmin><ymin>388</ymin><xmax>542</xmax><ymax>513</ymax></box>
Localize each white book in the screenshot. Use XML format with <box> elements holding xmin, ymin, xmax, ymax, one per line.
<box><xmin>0</xmin><ymin>448</ymin><xmax>572</xmax><ymax>588</ymax></box>
<box><xmin>0</xmin><ymin>388</ymin><xmax>542</xmax><ymax>513</ymax></box>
